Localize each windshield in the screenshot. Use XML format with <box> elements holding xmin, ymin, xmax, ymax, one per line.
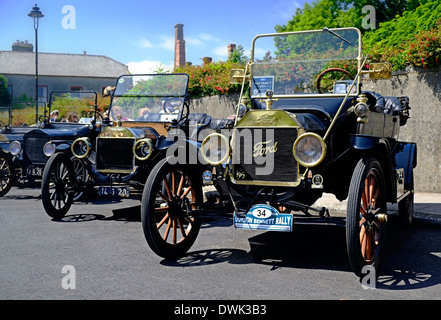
<box><xmin>110</xmin><ymin>74</ymin><xmax>189</xmax><ymax>121</ymax></box>
<box><xmin>251</xmin><ymin>28</ymin><xmax>361</xmax><ymax>97</ymax></box>
<box><xmin>49</xmin><ymin>91</ymin><xmax>98</xmax><ymax>124</ymax></box>
<box><xmin>0</xmin><ymin>102</ymin><xmax>46</xmax><ymax>126</ymax></box>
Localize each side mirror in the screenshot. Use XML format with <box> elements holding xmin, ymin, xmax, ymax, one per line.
<box><xmin>229</xmin><ymin>69</ymin><xmax>249</xmax><ymax>84</ymax></box>
<box><xmin>103</xmin><ymin>86</ymin><xmax>115</xmax><ymax>97</ymax></box>
<box><xmin>364</xmin><ymin>62</ymin><xmax>392</xmax><ymax>80</ymax></box>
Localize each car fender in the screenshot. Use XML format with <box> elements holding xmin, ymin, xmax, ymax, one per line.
<box><xmin>349</xmin><ymin>135</ymin><xmax>396</xmax><ymax>202</ymax></box>
<box><xmin>350</xmin><ymin>134</ymin><xmax>381</xmax><ymax>150</ymax></box>
<box><xmin>392</xmin><ymin>142</ymin><xmax>417</xmax><ymax>185</ymax></box>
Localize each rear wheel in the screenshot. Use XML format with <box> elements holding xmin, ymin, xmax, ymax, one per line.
<box><xmin>398</xmin><ymin>170</ymin><xmax>414</xmax><ymax>227</ymax></box>
<box><xmin>41</xmin><ymin>153</ymin><xmax>76</xmax><ymax>219</ymax></box>
<box><xmin>0</xmin><ymin>153</ymin><xmax>13</xmax><ymax>196</ymax></box>
<box><xmin>346</xmin><ymin>158</ymin><xmax>387</xmax><ymax>277</ymax></box>
<box><xmin>141</xmin><ymin>158</ymin><xmax>203</xmax><ymax>259</ymax></box>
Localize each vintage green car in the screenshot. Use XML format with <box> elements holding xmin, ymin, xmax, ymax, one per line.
<box><xmin>141</xmin><ymin>27</ymin><xmax>416</xmax><ymax>277</ymax></box>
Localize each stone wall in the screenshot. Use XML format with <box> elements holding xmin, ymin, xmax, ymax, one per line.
<box><xmin>190</xmin><ymin>67</ymin><xmax>441</xmax><ymax>193</ymax></box>
<box><xmin>363</xmin><ymin>67</ymin><xmax>441</xmax><ymax>193</ymax></box>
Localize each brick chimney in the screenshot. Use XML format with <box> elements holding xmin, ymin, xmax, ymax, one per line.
<box><xmin>174</xmin><ymin>24</ymin><xmax>186</xmax><ymax>68</ymax></box>
<box><xmin>228</xmin><ymin>44</ymin><xmax>236</xmax><ymax>58</ymax></box>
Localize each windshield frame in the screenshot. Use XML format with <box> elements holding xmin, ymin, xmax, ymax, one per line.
<box><xmin>249</xmin><ymin>27</ymin><xmax>363</xmax><ymax>99</ymax></box>
<box><xmin>109</xmin><ymin>73</ymin><xmax>190</xmax><ymax>123</ymax></box>
<box><xmin>47</xmin><ymin>90</ymin><xmax>98</xmax><ymax>124</ymax></box>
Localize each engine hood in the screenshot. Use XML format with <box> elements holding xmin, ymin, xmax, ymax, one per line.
<box><xmin>237</xmin><ymin>109</ymin><xmax>329</xmax><ymax>133</ymax></box>
<box><xmin>98</xmin><ymin>126</ymin><xmax>159</xmax><ymax>140</ymax></box>
<box><xmin>24</xmin><ymin>124</ymin><xmax>91</xmax><ymax>140</ymax></box>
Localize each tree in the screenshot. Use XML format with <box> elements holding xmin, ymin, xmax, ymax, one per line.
<box><xmin>0</xmin><ymin>75</ymin><xmax>11</xmax><ymax>106</ymax></box>
<box><xmin>228</xmin><ymin>45</ymin><xmax>248</xmax><ymax>64</ymax></box>
<box><xmin>275</xmin><ymin>0</ymin><xmax>432</xmax><ymax>34</ymax></box>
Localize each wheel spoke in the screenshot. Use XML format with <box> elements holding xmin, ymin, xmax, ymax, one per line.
<box><xmin>177</xmin><ymin>217</ymin><xmax>187</xmax><ymax>238</ymax></box>
<box><xmin>157</xmin><ymin>190</ymin><xmax>170</xmax><ymax>203</ymax></box>
<box><xmin>172</xmin><ymin>219</ymin><xmax>177</xmax><ymax>244</ymax></box>
<box><xmin>171</xmin><ymin>171</ymin><xmax>175</xmax><ymax>195</ymax></box>
<box><xmin>163</xmin><ymin>218</ymin><xmax>172</xmax><ymax>241</ymax></box>
<box><xmin>163</xmin><ymin>177</ymin><xmax>172</xmax><ymax>199</ymax></box>
<box><xmin>176</xmin><ymin>174</ymin><xmax>184</xmax><ymax>197</ymax></box>
<box><xmin>156</xmin><ymin>212</ymin><xmax>169</xmax><ymax>230</ymax></box>
<box><xmin>180</xmin><ymin>186</ymin><xmax>192</xmax><ymax>199</ymax></box>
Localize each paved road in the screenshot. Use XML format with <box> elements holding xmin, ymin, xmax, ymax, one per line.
<box><xmin>1</xmin><ymin>186</ymin><xmax>440</xmax><ymax>304</ymax></box>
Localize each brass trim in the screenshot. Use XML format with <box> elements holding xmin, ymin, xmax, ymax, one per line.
<box><xmin>200</xmin><ymin>133</ymin><xmax>231</xmax><ymax>166</ymax></box>
<box><xmin>133</xmin><ymin>138</ymin><xmax>154</xmax><ymax>161</ymax></box>
<box><xmin>230</xmin><ymin>174</ymin><xmax>302</xmax><ymax>187</ymax></box>
<box><xmin>293</xmin><ymin>132</ymin><xmax>327</xmax><ymax>167</ymax></box>
<box><xmin>71</xmin><ymin>137</ymin><xmax>91</xmax><ymax>159</ymax></box>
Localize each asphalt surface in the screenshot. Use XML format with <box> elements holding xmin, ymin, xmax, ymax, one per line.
<box><xmin>1</xmin><ymin>185</ymin><xmax>440</xmax><ymax>303</ymax></box>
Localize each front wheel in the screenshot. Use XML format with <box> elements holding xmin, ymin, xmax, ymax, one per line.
<box><xmin>141</xmin><ymin>158</ymin><xmax>203</xmax><ymax>259</ymax></box>
<box><xmin>346</xmin><ymin>158</ymin><xmax>387</xmax><ymax>277</ymax></box>
<box><xmin>41</xmin><ymin>153</ymin><xmax>76</xmax><ymax>219</ymax></box>
<box><xmin>0</xmin><ymin>153</ymin><xmax>14</xmax><ymax>196</ymax></box>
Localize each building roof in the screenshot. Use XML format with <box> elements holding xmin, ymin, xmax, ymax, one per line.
<box><xmin>0</xmin><ymin>51</ymin><xmax>129</xmax><ymax>78</ymax></box>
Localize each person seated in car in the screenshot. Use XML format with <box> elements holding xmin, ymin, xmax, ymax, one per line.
<box><xmin>67</xmin><ymin>112</ymin><xmax>79</xmax><ymax>123</ymax></box>
<box><xmin>50</xmin><ymin>110</ymin><xmax>59</xmax><ymax>122</ymax></box>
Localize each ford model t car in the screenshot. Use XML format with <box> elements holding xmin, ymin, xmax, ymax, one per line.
<box><xmin>0</xmin><ymin>102</ymin><xmax>47</xmax><ymax>196</ymax></box>
<box><xmin>41</xmin><ymin>73</ymin><xmax>232</xmax><ymax>219</ymax></box>
<box><xmin>141</xmin><ymin>28</ymin><xmax>416</xmax><ymax>277</ymax></box>
<box><xmin>4</xmin><ymin>91</ymin><xmax>102</xmax><ymax>207</ymax></box>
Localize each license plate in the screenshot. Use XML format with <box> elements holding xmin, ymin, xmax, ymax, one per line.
<box><xmin>233</xmin><ymin>204</ymin><xmax>293</xmax><ymax>232</ymax></box>
<box><xmin>98</xmin><ymin>186</ymin><xmax>130</xmax><ymax>197</ymax></box>
<box><xmin>27</xmin><ymin>166</ymin><xmax>43</xmax><ymax>176</ymax></box>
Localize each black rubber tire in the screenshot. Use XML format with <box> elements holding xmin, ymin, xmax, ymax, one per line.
<box><xmin>0</xmin><ymin>152</ymin><xmax>14</xmax><ymax>197</ymax></box>
<box><xmin>141</xmin><ymin>158</ymin><xmax>202</xmax><ymax>259</ymax></box>
<box><xmin>398</xmin><ymin>170</ymin><xmax>414</xmax><ymax>228</ymax></box>
<box><xmin>41</xmin><ymin>153</ymin><xmax>76</xmax><ymax>219</ymax></box>
<box><xmin>346</xmin><ymin>158</ymin><xmax>387</xmax><ymax>277</ymax></box>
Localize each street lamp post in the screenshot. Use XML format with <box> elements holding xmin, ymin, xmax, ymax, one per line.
<box><xmin>28</xmin><ymin>4</ymin><xmax>44</xmax><ymax>123</ymax></box>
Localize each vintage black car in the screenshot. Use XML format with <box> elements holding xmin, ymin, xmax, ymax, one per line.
<box><xmin>141</xmin><ymin>28</ymin><xmax>417</xmax><ymax>277</ymax></box>
<box><xmin>0</xmin><ymin>102</ymin><xmax>46</xmax><ymax>196</ymax></box>
<box><xmin>41</xmin><ymin>73</ymin><xmax>233</xmax><ymax>220</ymax></box>
<box><xmin>5</xmin><ymin>91</ymin><xmax>102</xmax><ymax>203</ymax></box>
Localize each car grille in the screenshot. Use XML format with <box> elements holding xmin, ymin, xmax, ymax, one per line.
<box><xmin>24</xmin><ymin>137</ymin><xmax>49</xmax><ymax>165</ymax></box>
<box><xmin>96</xmin><ymin>137</ymin><xmax>135</xmax><ymax>172</ymax></box>
<box><xmin>232</xmin><ymin>128</ymin><xmax>299</xmax><ymax>186</ymax></box>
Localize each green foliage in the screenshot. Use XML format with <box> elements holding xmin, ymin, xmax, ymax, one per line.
<box><xmin>0</xmin><ymin>75</ymin><xmax>11</xmax><ymax>106</ymax></box>
<box><xmin>174</xmin><ymin>61</ymin><xmax>244</xmax><ymax>98</ymax></box>
<box><xmin>228</xmin><ymin>45</ymin><xmax>248</xmax><ymax>64</ymax></box>
<box><xmin>275</xmin><ymin>0</ymin><xmax>441</xmax><ymax>70</ymax></box>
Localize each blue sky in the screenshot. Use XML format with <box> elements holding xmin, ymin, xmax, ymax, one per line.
<box><xmin>0</xmin><ymin>0</ymin><xmax>309</xmax><ymax>73</ymax></box>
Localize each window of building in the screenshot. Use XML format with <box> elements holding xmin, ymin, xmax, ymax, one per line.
<box><xmin>38</xmin><ymin>85</ymin><xmax>48</xmax><ymax>103</ymax></box>
<box><xmin>7</xmin><ymin>85</ymin><xmax>12</xmax><ymax>98</ymax></box>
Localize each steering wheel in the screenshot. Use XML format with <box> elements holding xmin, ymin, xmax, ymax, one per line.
<box><xmin>38</xmin><ymin>114</ymin><xmax>49</xmax><ymax>124</ymax></box>
<box><xmin>163</xmin><ymin>97</ymin><xmax>183</xmax><ymax>113</ymax></box>
<box><xmin>0</xmin><ymin>120</ymin><xmax>8</xmax><ymax>132</ymax></box>
<box><xmin>316</xmin><ymin>68</ymin><xmax>353</xmax><ymax>94</ymax></box>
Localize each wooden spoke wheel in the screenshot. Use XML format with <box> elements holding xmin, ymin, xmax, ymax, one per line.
<box><xmin>0</xmin><ymin>153</ymin><xmax>13</xmax><ymax>197</ymax></box>
<box><xmin>141</xmin><ymin>158</ymin><xmax>202</xmax><ymax>259</ymax></box>
<box><xmin>41</xmin><ymin>153</ymin><xmax>76</xmax><ymax>219</ymax></box>
<box><xmin>346</xmin><ymin>158</ymin><xmax>387</xmax><ymax>277</ymax></box>
<box><xmin>71</xmin><ymin>157</ymin><xmax>89</xmax><ymax>201</ymax></box>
